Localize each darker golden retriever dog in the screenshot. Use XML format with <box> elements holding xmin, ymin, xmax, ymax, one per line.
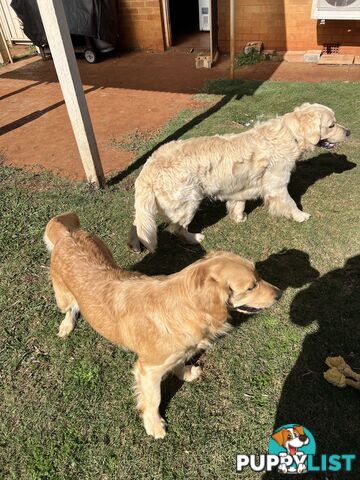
<box><xmin>44</xmin><ymin>213</ymin><xmax>282</xmax><ymax>439</ymax></box>
<box><xmin>129</xmin><ymin>103</ymin><xmax>350</xmax><ymax>252</ymax></box>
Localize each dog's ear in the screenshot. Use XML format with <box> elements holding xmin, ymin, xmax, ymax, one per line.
<box><xmin>190</xmin><ymin>262</ymin><xmax>229</xmax><ymax>319</ymax></box>
<box><xmin>284</xmin><ymin>107</ymin><xmax>322</xmax><ymax>149</ymax></box>
<box><xmin>272</xmin><ymin>428</ymin><xmax>287</xmax><ymax>446</ymax></box>
<box><xmin>297</xmin><ymin>109</ymin><xmax>322</xmax><ymax>146</ymax></box>
<box><xmin>297</xmin><ymin>102</ymin><xmax>312</xmax><ymax>109</ymax></box>
<box><xmin>294</xmin><ymin>425</ymin><xmax>305</xmax><ymax>436</ymax></box>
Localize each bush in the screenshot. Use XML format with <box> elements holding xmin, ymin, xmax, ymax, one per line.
<box><xmin>234</xmin><ymin>49</ymin><xmax>266</xmax><ymax>68</ymax></box>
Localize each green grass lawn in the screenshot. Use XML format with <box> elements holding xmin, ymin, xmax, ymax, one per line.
<box><xmin>1</xmin><ymin>80</ymin><xmax>359</xmax><ymax>480</ymax></box>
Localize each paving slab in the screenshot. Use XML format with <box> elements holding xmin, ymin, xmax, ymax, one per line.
<box><xmin>1</xmin><ymin>52</ymin><xmax>360</xmax><ymax>181</ymax></box>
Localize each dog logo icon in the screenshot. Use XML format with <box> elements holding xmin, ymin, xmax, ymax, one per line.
<box><xmin>268</xmin><ymin>424</ymin><xmax>316</xmax><ymax>474</ymax></box>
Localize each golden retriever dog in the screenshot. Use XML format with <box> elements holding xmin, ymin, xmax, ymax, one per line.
<box><xmin>44</xmin><ymin>213</ymin><xmax>282</xmax><ymax>439</ymax></box>
<box><xmin>128</xmin><ymin>103</ymin><xmax>350</xmax><ymax>252</ymax></box>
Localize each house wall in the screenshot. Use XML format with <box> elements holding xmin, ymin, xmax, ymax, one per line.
<box><xmin>116</xmin><ymin>0</ymin><xmax>360</xmax><ymax>54</ymax></box>
<box><xmin>117</xmin><ymin>0</ymin><xmax>165</xmax><ymax>51</ymax></box>
<box><xmin>218</xmin><ymin>0</ymin><xmax>360</xmax><ymax>54</ymax></box>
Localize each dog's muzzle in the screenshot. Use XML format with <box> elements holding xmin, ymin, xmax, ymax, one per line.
<box><xmin>233</xmin><ymin>305</ymin><xmax>263</xmax><ymax>314</ymax></box>
<box><xmin>318</xmin><ymin>139</ymin><xmax>336</xmax><ymax>150</ymax></box>
<box><xmin>318</xmin><ymin>129</ymin><xmax>350</xmax><ymax>150</ymax></box>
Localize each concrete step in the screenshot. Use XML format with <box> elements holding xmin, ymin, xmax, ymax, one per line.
<box><xmin>318</xmin><ymin>54</ymin><xmax>354</xmax><ymax>65</ymax></box>
<box><xmin>283</xmin><ymin>51</ymin><xmax>306</xmax><ymax>63</ymax></box>
<box><xmin>304</xmin><ymin>50</ymin><xmax>322</xmax><ymax>63</ymax></box>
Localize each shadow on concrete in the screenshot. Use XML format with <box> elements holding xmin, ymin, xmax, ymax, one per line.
<box><xmin>0</xmin><ymin>86</ymin><xmax>98</xmax><ymax>136</ymax></box>
<box><xmin>0</xmin><ymin>80</ymin><xmax>42</xmax><ymax>101</ymax></box>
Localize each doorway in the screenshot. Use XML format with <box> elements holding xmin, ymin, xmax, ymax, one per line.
<box><xmin>162</xmin><ymin>0</ymin><xmax>218</xmax><ymax>62</ymax></box>
<box><xmin>169</xmin><ymin>0</ymin><xmax>209</xmax><ymax>49</ymax></box>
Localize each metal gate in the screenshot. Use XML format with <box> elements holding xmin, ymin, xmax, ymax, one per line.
<box><xmin>0</xmin><ymin>0</ymin><xmax>29</xmax><ymax>43</ymax></box>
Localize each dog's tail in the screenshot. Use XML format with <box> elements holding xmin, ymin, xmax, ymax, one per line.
<box><xmin>43</xmin><ymin>212</ymin><xmax>80</xmax><ymax>253</ymax></box>
<box><xmin>132</xmin><ymin>182</ymin><xmax>158</xmax><ymax>253</ymax></box>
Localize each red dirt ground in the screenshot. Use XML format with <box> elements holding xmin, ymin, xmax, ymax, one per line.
<box><xmin>1</xmin><ymin>51</ymin><xmax>360</xmax><ymax>181</ymax></box>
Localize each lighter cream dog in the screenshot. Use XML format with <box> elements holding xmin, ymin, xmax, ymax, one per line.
<box><xmin>44</xmin><ymin>213</ymin><xmax>281</xmax><ymax>439</ymax></box>
<box><xmin>129</xmin><ymin>103</ymin><xmax>349</xmax><ymax>252</ymax></box>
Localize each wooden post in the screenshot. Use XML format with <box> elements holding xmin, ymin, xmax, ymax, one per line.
<box><xmin>37</xmin><ymin>0</ymin><xmax>105</xmax><ymax>187</ymax></box>
<box><xmin>230</xmin><ymin>0</ymin><xmax>235</xmax><ymax>80</ymax></box>
<box><xmin>161</xmin><ymin>0</ymin><xmax>172</xmax><ymax>49</ymax></box>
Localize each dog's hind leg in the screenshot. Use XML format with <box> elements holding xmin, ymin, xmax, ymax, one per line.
<box><xmin>127</xmin><ymin>223</ymin><xmax>142</xmax><ymax>253</ymax></box>
<box><xmin>58</xmin><ymin>305</ymin><xmax>79</xmax><ymax>338</ymax></box>
<box><xmin>52</xmin><ymin>276</ymin><xmax>79</xmax><ymax>338</ymax></box>
<box><xmin>166</xmin><ymin>223</ymin><xmax>204</xmax><ymax>245</ymax></box>
<box><xmin>173</xmin><ymin>363</ymin><xmax>202</xmax><ymax>382</ymax></box>
<box><xmin>164</xmin><ymin>196</ymin><xmax>204</xmax><ymax>244</ymax></box>
<box><xmin>226</xmin><ymin>200</ymin><xmax>247</xmax><ymax>223</ymax></box>
<box><xmin>134</xmin><ymin>360</ymin><xmax>168</xmax><ymax>439</ymax></box>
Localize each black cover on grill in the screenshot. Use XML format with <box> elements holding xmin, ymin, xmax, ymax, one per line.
<box><xmin>11</xmin><ymin>0</ymin><xmax>118</xmax><ymax>47</ymax></box>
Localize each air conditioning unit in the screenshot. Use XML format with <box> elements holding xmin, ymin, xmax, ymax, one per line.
<box><xmin>199</xmin><ymin>0</ymin><xmax>210</xmax><ymax>31</ymax></box>
<box><xmin>312</xmin><ymin>0</ymin><xmax>360</xmax><ymax>20</ymax></box>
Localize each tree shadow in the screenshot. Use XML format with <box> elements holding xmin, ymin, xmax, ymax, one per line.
<box><xmin>132</xmin><ymin>247</ymin><xmax>320</xmax><ymax>423</ymax></box>
<box><xmin>264</xmin><ymin>255</ymin><xmax>360</xmax><ymax>478</ymax></box>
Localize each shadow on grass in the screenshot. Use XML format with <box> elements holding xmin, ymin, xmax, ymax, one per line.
<box><xmin>255</xmin><ymin>249</ymin><xmax>320</xmax><ymax>291</ymax></box>
<box><xmin>188</xmin><ymin>153</ymin><xmax>355</xmax><ymax>233</ymax></box>
<box><xmin>264</xmin><ymin>255</ymin><xmax>360</xmax><ymax>478</ymax></box>
<box><xmin>130</xmin><ymin>230</ymin><xmax>206</xmax><ymax>276</ymax></box>
<box><xmin>289</xmin><ymin>153</ymin><xmax>356</xmax><ymax>210</ymax></box>
<box><xmin>132</xmin><ymin>247</ymin><xmax>320</xmax><ymax>421</ymax></box>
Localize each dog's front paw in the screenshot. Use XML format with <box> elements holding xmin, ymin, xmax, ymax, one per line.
<box><xmin>293</xmin><ymin>211</ymin><xmax>311</xmax><ymax>222</ymax></box>
<box><xmin>231</xmin><ymin>212</ymin><xmax>248</xmax><ymax>223</ymax></box>
<box><xmin>194</xmin><ymin>233</ymin><xmax>205</xmax><ymax>243</ymax></box>
<box><xmin>297</xmin><ymin>464</ymin><xmax>307</xmax><ymax>473</ymax></box>
<box><xmin>143</xmin><ymin>416</ymin><xmax>166</xmax><ymax>439</ymax></box>
<box><xmin>57</xmin><ymin>321</ymin><xmax>74</xmax><ymax>338</ymax></box>
<box><xmin>183</xmin><ymin>365</ymin><xmax>202</xmax><ymax>382</ymax></box>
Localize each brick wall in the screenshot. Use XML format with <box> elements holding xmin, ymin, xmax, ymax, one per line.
<box><xmin>117</xmin><ymin>0</ymin><xmax>165</xmax><ymax>51</ymax></box>
<box><xmin>218</xmin><ymin>0</ymin><xmax>286</xmax><ymax>52</ymax></box>
<box><xmin>218</xmin><ymin>0</ymin><xmax>360</xmax><ymax>54</ymax></box>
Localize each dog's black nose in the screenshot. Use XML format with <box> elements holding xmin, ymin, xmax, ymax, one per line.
<box><xmin>346</xmin><ymin>129</ymin><xmax>351</xmax><ymax>137</ymax></box>
<box><xmin>275</xmin><ymin>289</ymin><xmax>283</xmax><ymax>301</ymax></box>
<box><xmin>299</xmin><ymin>434</ymin><xmax>307</xmax><ymax>442</ymax></box>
